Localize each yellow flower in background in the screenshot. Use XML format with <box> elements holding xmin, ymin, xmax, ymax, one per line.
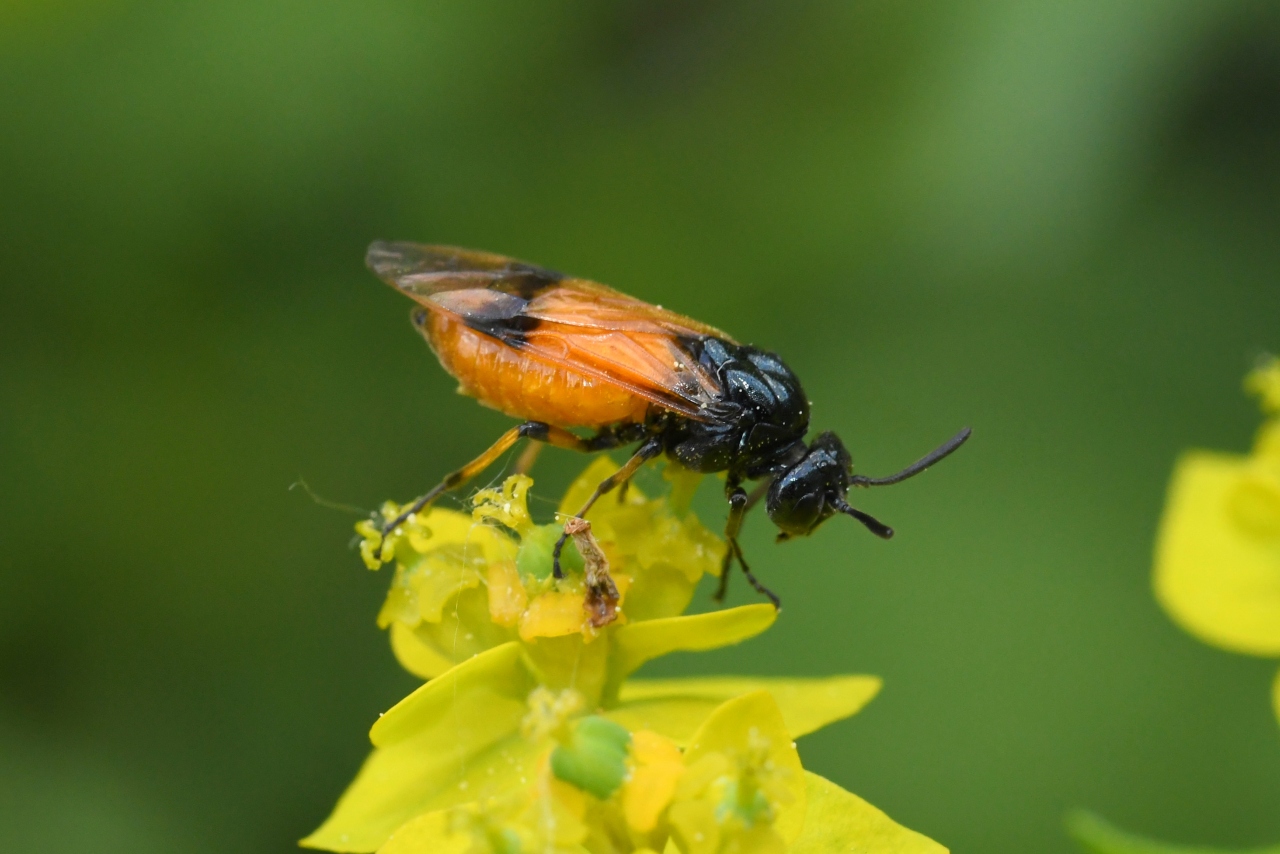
<box><xmin>1154</xmin><ymin>359</ymin><xmax>1280</xmax><ymax>724</ymax></box>
<box><xmin>305</xmin><ymin>459</ymin><xmax>945</xmax><ymax>853</ymax></box>
<box><xmin>1070</xmin><ymin>362</ymin><xmax>1280</xmax><ymax>854</ymax></box>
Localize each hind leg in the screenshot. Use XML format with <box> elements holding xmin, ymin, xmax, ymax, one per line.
<box><xmin>379</xmin><ymin>420</ymin><xmax>617</xmax><ymax>537</ymax></box>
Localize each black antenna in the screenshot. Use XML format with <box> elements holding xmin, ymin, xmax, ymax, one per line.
<box><xmin>832</xmin><ymin>498</ymin><xmax>895</xmax><ymax>539</ymax></box>
<box><xmin>850</xmin><ymin>427</ymin><xmax>971</xmax><ymax>488</ymax></box>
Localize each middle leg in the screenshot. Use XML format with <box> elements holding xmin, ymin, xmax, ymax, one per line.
<box><xmin>550</xmin><ymin>436</ymin><xmax>664</xmax><ymax>577</ymax></box>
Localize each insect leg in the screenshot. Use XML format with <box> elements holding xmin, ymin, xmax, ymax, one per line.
<box><xmin>380</xmin><ymin>421</ymin><xmax>550</xmax><ymax>538</ymax></box>
<box><xmin>711</xmin><ymin>481</ymin><xmax>768</xmax><ymax>601</ymax></box>
<box><xmin>522</xmin><ymin>423</ymin><xmax>639</xmax><ymax>453</ymax></box>
<box><xmin>511</xmin><ymin>423</ymin><xmax>590</xmax><ymax>475</ymax></box>
<box><xmin>731</xmin><ymin>538</ymin><xmax>781</xmax><ymax>610</ymax></box>
<box><xmin>583</xmin><ymin>424</ymin><xmax>647</xmax><ymax>501</ymax></box>
<box><xmin>744</xmin><ymin>477</ymin><xmax>772</xmax><ymax>511</ymax></box>
<box><xmin>551</xmin><ymin>436</ymin><xmax>663</xmax><ymax>578</ymax></box>
<box><xmin>513</xmin><ymin>440</ymin><xmax>543</xmax><ymax>475</ymax></box>
<box><xmin>714</xmin><ymin>483</ymin><xmax>745</xmax><ymax>602</ymax></box>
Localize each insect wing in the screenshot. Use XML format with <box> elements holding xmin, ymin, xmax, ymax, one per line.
<box><xmin>367</xmin><ymin>242</ymin><xmax>728</xmax><ymax>420</ymax></box>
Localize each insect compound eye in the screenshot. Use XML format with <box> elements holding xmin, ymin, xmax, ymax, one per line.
<box><xmin>767</xmin><ymin>462</ymin><xmax>834</xmax><ymax>537</ymax></box>
<box><xmin>765</xmin><ymin>436</ymin><xmax>855</xmax><ymax>537</ymax></box>
<box><xmin>766</xmin><ymin>481</ymin><xmax>826</xmax><ymax>537</ymax></box>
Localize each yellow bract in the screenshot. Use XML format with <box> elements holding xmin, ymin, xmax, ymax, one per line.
<box><xmin>791</xmin><ymin>772</ymin><xmax>947</xmax><ymax>854</ymax></box>
<box><xmin>354</xmin><ymin>458</ymin><xmax>728</xmax><ymax>680</ymax></box>
<box><xmin>1154</xmin><ymin>359</ymin><xmax>1280</xmax><ymax>727</ymax></box>
<box><xmin>668</xmin><ymin>690</ymin><xmax>806</xmax><ymax>854</ymax></box>
<box><xmin>1155</xmin><ymin>452</ymin><xmax>1280</xmax><ymax>655</ymax></box>
<box><xmin>608</xmin><ymin>676</ymin><xmax>881</xmax><ymax>746</ymax></box>
<box><xmin>311</xmin><ymin>458</ymin><xmax>948</xmax><ymax>853</ymax></box>
<box><xmin>623</xmin><ymin>731</ymin><xmax>685</xmax><ymax>834</ymax></box>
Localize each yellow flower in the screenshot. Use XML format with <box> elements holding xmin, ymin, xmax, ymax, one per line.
<box><xmin>352</xmin><ymin>689</ymin><xmax>944</xmax><ymax>854</ymax></box>
<box><xmin>1154</xmin><ymin>359</ymin><xmax>1280</xmax><ymax>723</ymax></box>
<box><xmin>306</xmin><ymin>459</ymin><xmax>944</xmax><ymax>853</ymax></box>
<box><xmin>790</xmin><ymin>773</ymin><xmax>947</xmax><ymax>854</ymax></box>
<box><xmin>664</xmin><ymin>691</ymin><xmax>804</xmax><ymax>854</ymax></box>
<box><xmin>378</xmin><ymin>761</ymin><xmax>593</xmax><ymax>854</ymax></box>
<box><xmin>622</xmin><ymin>730</ymin><xmax>685</xmax><ymax>835</ymax></box>
<box><xmin>360</xmin><ymin>458</ymin><xmax>726</xmax><ymax>683</ymax></box>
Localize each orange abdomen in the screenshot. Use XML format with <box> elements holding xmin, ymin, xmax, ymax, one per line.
<box><xmin>423</xmin><ymin>314</ymin><xmax>652</xmax><ymax>428</ymax></box>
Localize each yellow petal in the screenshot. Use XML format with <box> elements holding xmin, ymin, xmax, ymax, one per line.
<box><xmin>668</xmin><ymin>798</ymin><xmax>721</xmax><ymax>854</ymax></box>
<box><xmin>375</xmin><ymin>809</ymin><xmax>468</xmax><ymax>854</ymax></box>
<box><xmin>621</xmin><ymin>562</ymin><xmax>703</xmax><ymax>623</ymax></box>
<box><xmin>792</xmin><ymin>771</ymin><xmax>948</xmax><ymax>853</ymax></box>
<box><xmin>371</xmin><ymin>642</ymin><xmax>532</xmax><ymax>748</ymax></box>
<box><xmin>521</xmin><ymin>633</ymin><xmax>612</xmax><ymax>705</ymax></box>
<box><xmin>388</xmin><ymin>622</ymin><xmax>456</xmax><ymax>681</ymax></box>
<box><xmin>735</xmin><ymin>825</ymin><xmax>788</xmax><ymax>854</ymax></box>
<box><xmin>682</xmin><ymin>690</ymin><xmax>807</xmax><ymax>845</ymax></box>
<box><xmin>395</xmin><ymin>587</ymin><xmax>517</xmax><ymax>675</ymax></box>
<box><xmin>605</xmin><ymin>605</ymin><xmax>777</xmax><ymax>698</ymax></box>
<box><xmin>1254</xmin><ymin>420</ymin><xmax>1280</xmax><ymax>461</ymax></box>
<box><xmin>519</xmin><ymin>590</ymin><xmax>589</xmax><ymax>641</ymax></box>
<box><xmin>301</xmin><ymin>733</ymin><xmax>543</xmax><ymax>852</ymax></box>
<box><xmin>487</xmin><ymin>560</ymin><xmax>527</xmax><ymax>626</ymax></box>
<box><xmin>375</xmin><ymin>509</ymin><xmax>516</xmax><ymax>631</ymax></box>
<box><xmin>303</xmin><ymin>645</ymin><xmax>538</xmax><ymax>852</ymax></box>
<box><xmin>607</xmin><ymin>675</ymin><xmax>881</xmax><ymax>745</ymax></box>
<box><xmin>1154</xmin><ymin>452</ymin><xmax>1280</xmax><ymax>655</ymax></box>
<box><xmin>662</xmin><ymin>461</ymin><xmax>703</xmax><ymax>515</ymax></box>
<box><xmin>1246</xmin><ymin>358</ymin><xmax>1280</xmax><ymax>415</ymax></box>
<box><xmin>558</xmin><ymin>457</ymin><xmax>640</xmax><ymax>517</ymax></box>
<box><xmin>403</xmin><ymin>508</ymin><xmax>515</xmax><ymax>561</ymax></box>
<box><xmin>623</xmin><ymin>731</ymin><xmax>685</xmax><ymax>833</ymax></box>
<box><xmin>408</xmin><ymin>552</ymin><xmax>482</xmax><ymax>624</ymax></box>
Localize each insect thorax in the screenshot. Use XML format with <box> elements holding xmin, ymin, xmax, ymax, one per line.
<box><xmin>661</xmin><ymin>338</ymin><xmax>810</xmax><ymax>478</ymax></box>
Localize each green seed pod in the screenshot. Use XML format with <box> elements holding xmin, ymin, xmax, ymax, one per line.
<box><xmin>550</xmin><ymin>715</ymin><xmax>632</xmax><ymax>799</ymax></box>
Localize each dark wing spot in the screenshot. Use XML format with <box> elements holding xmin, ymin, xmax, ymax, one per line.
<box><xmin>496</xmin><ymin>263</ymin><xmax>563</xmax><ymax>300</ymax></box>
<box><xmin>459</xmin><ymin>291</ymin><xmax>543</xmax><ymax>348</ymax></box>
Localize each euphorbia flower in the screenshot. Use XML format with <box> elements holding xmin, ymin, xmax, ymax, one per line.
<box><xmin>305</xmin><ymin>459</ymin><xmax>942</xmax><ymax>853</ymax></box>
<box><xmin>1069</xmin><ymin>362</ymin><xmax>1280</xmax><ymax>854</ymax></box>
<box><xmin>359</xmin><ymin>459</ymin><xmax>726</xmax><ymax>682</ymax></box>
<box><xmin>364</xmin><ymin>689</ymin><xmax>942</xmax><ymax>854</ymax></box>
<box><xmin>1155</xmin><ymin>359</ymin><xmax>1280</xmax><ymax>723</ymax></box>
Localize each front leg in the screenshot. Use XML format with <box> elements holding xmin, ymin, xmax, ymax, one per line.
<box><xmin>714</xmin><ymin>479</ymin><xmax>779</xmax><ymax>609</ymax></box>
<box><xmin>713</xmin><ymin>483</ymin><xmax>745</xmax><ymax>603</ymax></box>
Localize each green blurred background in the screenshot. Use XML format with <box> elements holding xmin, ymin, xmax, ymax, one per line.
<box><xmin>4</xmin><ymin>2</ymin><xmax>1280</xmax><ymax>851</ymax></box>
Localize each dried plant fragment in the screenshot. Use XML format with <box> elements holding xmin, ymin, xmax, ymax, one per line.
<box><xmin>565</xmin><ymin>516</ymin><xmax>620</xmax><ymax>628</ymax></box>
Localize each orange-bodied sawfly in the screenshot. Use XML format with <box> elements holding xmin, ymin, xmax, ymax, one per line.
<box><xmin>366</xmin><ymin>241</ymin><xmax>969</xmax><ymax>607</ymax></box>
